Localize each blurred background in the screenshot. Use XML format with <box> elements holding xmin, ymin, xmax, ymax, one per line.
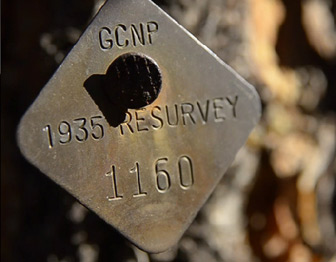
<box><xmin>1</xmin><ymin>0</ymin><xmax>336</xmax><ymax>261</ymax></box>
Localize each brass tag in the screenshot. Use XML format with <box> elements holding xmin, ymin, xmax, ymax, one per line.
<box><xmin>18</xmin><ymin>0</ymin><xmax>261</xmax><ymax>253</ymax></box>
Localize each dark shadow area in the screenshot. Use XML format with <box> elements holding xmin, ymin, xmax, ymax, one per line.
<box><xmin>81</xmin><ymin>212</ymin><xmax>136</xmax><ymax>261</ymax></box>
<box><xmin>246</xmin><ymin>152</ymin><xmax>283</xmax><ymax>262</ymax></box>
<box><xmin>84</xmin><ymin>74</ymin><xmax>128</xmax><ymax>127</ymax></box>
<box><xmin>275</xmin><ymin>0</ymin><xmax>320</xmax><ymax>67</ymax></box>
<box><xmin>275</xmin><ymin>0</ymin><xmax>336</xmax><ymax>112</ymax></box>
<box><xmin>333</xmin><ymin>178</ymin><xmax>336</xmax><ymax>229</ymax></box>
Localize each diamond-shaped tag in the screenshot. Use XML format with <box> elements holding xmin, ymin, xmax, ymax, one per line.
<box><xmin>18</xmin><ymin>0</ymin><xmax>261</xmax><ymax>253</ymax></box>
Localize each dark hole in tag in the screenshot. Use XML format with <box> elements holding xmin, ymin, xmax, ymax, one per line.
<box><xmin>84</xmin><ymin>53</ymin><xmax>162</xmax><ymax>127</ymax></box>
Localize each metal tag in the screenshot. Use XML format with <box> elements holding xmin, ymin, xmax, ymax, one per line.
<box><xmin>18</xmin><ymin>0</ymin><xmax>261</xmax><ymax>253</ymax></box>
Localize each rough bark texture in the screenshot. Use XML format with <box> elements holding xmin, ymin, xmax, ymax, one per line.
<box><xmin>2</xmin><ymin>0</ymin><xmax>336</xmax><ymax>261</ymax></box>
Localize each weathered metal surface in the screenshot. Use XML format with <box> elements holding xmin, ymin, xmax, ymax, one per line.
<box><xmin>17</xmin><ymin>0</ymin><xmax>261</xmax><ymax>253</ymax></box>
